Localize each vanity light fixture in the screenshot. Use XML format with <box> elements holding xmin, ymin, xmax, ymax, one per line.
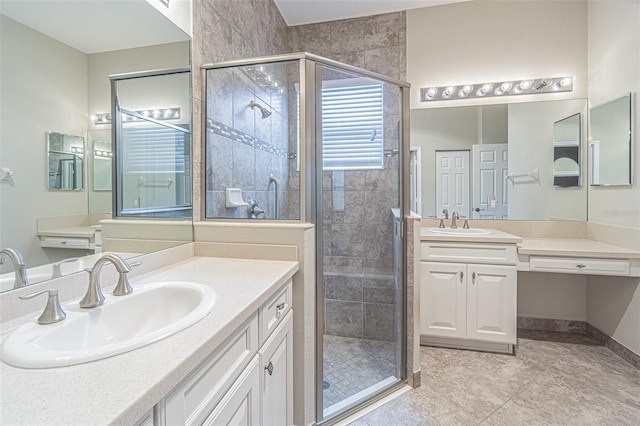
<box><xmin>92</xmin><ymin>107</ymin><xmax>181</xmax><ymax>125</ymax></box>
<box><xmin>421</xmin><ymin>76</ymin><xmax>574</xmax><ymax>102</ymax></box>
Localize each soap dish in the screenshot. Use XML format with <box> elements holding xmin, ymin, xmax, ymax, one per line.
<box><xmin>225</xmin><ymin>188</ymin><xmax>248</xmax><ymax>208</ymax></box>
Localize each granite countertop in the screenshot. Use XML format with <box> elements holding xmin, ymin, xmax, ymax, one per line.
<box><xmin>420</xmin><ymin>227</ymin><xmax>522</xmax><ymax>244</ymax></box>
<box><xmin>518</xmin><ymin>238</ymin><xmax>640</xmax><ymax>259</ymax></box>
<box><xmin>37</xmin><ymin>226</ymin><xmax>97</xmax><ymax>238</ymax></box>
<box><xmin>0</xmin><ymin>256</ymin><xmax>299</xmax><ymax>425</ymax></box>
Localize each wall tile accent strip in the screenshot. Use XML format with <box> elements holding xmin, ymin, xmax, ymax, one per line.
<box><xmin>206</xmin><ymin>118</ymin><xmax>290</xmax><ymax>158</ymax></box>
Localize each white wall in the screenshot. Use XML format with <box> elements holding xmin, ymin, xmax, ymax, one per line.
<box><xmin>407</xmin><ymin>1</ymin><xmax>588</xmax><ymax>109</ymax></box>
<box><xmin>586</xmin><ymin>0</ymin><xmax>640</xmax><ymax>357</ymax></box>
<box><xmin>508</xmin><ymin>99</ymin><xmax>588</xmax><ymax>221</ymax></box>
<box><xmin>586</xmin><ymin>0</ymin><xmax>640</xmax><ymax>229</ymax></box>
<box><xmin>0</xmin><ymin>16</ymin><xmax>88</xmax><ymax>271</ymax></box>
<box><xmin>518</xmin><ymin>272</ymin><xmax>588</xmax><ymax>321</ymax></box>
<box><xmin>145</xmin><ymin>0</ymin><xmax>192</xmax><ymax>37</ymax></box>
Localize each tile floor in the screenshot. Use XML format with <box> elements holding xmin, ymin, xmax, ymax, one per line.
<box><xmin>324</xmin><ymin>335</ymin><xmax>397</xmax><ymax>409</ymax></box>
<box><xmin>349</xmin><ymin>330</ymin><xmax>640</xmax><ymax>425</ymax></box>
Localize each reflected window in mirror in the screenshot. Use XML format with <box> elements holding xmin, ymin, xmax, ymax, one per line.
<box><xmin>47</xmin><ymin>131</ymin><xmax>85</xmax><ymax>191</ymax></box>
<box><xmin>590</xmin><ymin>93</ymin><xmax>632</xmax><ymax>186</ymax></box>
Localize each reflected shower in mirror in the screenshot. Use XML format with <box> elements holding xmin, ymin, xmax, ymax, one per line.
<box><xmin>590</xmin><ymin>93</ymin><xmax>632</xmax><ymax>186</ymax></box>
<box><xmin>47</xmin><ymin>131</ymin><xmax>85</xmax><ymax>191</ymax></box>
<box><xmin>411</xmin><ymin>98</ymin><xmax>588</xmax><ymax>221</ymax></box>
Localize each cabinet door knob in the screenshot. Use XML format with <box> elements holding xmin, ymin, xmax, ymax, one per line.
<box><xmin>472</xmin><ymin>272</ymin><xmax>476</xmax><ymax>284</ymax></box>
<box><xmin>265</xmin><ymin>361</ymin><xmax>274</xmax><ymax>376</ymax></box>
<box><xmin>576</xmin><ymin>264</ymin><xmax>586</xmax><ymax>269</ymax></box>
<box><xmin>460</xmin><ymin>271</ymin><xmax>464</xmax><ymax>283</ymax></box>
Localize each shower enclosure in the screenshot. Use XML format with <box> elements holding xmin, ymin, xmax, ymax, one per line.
<box><xmin>203</xmin><ymin>53</ymin><xmax>409</xmax><ymax>423</ymax></box>
<box><xmin>111</xmin><ymin>68</ymin><xmax>192</xmax><ymax>218</ymax></box>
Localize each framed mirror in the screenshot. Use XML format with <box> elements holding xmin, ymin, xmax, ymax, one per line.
<box><xmin>47</xmin><ymin>131</ymin><xmax>85</xmax><ymax>191</ymax></box>
<box><xmin>589</xmin><ymin>93</ymin><xmax>632</xmax><ymax>186</ymax></box>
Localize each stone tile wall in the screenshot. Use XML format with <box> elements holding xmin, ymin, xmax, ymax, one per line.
<box><xmin>290</xmin><ymin>12</ymin><xmax>407</xmax><ymax>342</ymax></box>
<box><xmin>191</xmin><ymin>0</ymin><xmax>291</xmax><ymax>221</ymax></box>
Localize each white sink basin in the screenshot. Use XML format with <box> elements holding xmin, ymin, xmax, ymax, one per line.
<box><xmin>1</xmin><ymin>281</ymin><xmax>216</xmax><ymax>369</ymax></box>
<box><xmin>427</xmin><ymin>227</ymin><xmax>492</xmax><ymax>236</ymax></box>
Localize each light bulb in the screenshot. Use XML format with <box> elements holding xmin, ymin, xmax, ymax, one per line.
<box><xmin>520</xmin><ymin>79</ymin><xmax>533</xmax><ymax>90</ymax></box>
<box><xmin>427</xmin><ymin>87</ymin><xmax>437</xmax><ymax>98</ymax></box>
<box><xmin>462</xmin><ymin>85</ymin><xmax>473</xmax><ymax>94</ymax></box>
<box><xmin>481</xmin><ymin>83</ymin><xmax>493</xmax><ymax>92</ymax></box>
<box><xmin>476</xmin><ymin>88</ymin><xmax>486</xmax><ymax>96</ymax></box>
<box><xmin>500</xmin><ymin>82</ymin><xmax>512</xmax><ymax>91</ymax></box>
<box><xmin>494</xmin><ymin>88</ymin><xmax>504</xmax><ymax>96</ymax></box>
<box><xmin>512</xmin><ymin>85</ymin><xmax>523</xmax><ymax>94</ymax></box>
<box><xmin>443</xmin><ymin>86</ymin><xmax>455</xmax><ymax>98</ymax></box>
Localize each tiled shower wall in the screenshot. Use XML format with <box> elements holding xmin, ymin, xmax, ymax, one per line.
<box><xmin>290</xmin><ymin>12</ymin><xmax>407</xmax><ymax>342</ymax></box>
<box><xmin>191</xmin><ymin>0</ymin><xmax>290</xmax><ymax>221</ymax></box>
<box><xmin>204</xmin><ymin>64</ymin><xmax>295</xmax><ymax>219</ymax></box>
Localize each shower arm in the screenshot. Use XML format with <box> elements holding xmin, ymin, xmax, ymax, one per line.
<box><xmin>269</xmin><ymin>174</ymin><xmax>280</xmax><ymax>219</ymax></box>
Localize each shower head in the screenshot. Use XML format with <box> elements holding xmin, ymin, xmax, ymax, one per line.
<box><xmin>248</xmin><ymin>100</ymin><xmax>272</xmax><ymax>119</ymax></box>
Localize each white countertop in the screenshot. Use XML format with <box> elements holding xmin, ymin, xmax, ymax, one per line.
<box><xmin>37</xmin><ymin>226</ymin><xmax>97</xmax><ymax>238</ymax></box>
<box><xmin>420</xmin><ymin>228</ymin><xmax>522</xmax><ymax>244</ymax></box>
<box><xmin>0</xmin><ymin>256</ymin><xmax>298</xmax><ymax>425</ymax></box>
<box><xmin>518</xmin><ymin>238</ymin><xmax>640</xmax><ymax>259</ymax></box>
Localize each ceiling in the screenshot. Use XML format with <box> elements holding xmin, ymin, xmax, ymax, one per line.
<box><xmin>0</xmin><ymin>0</ymin><xmax>189</xmax><ymax>54</ymax></box>
<box><xmin>273</xmin><ymin>0</ymin><xmax>472</xmax><ymax>26</ymax></box>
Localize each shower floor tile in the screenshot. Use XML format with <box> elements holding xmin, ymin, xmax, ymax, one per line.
<box><xmin>323</xmin><ymin>335</ymin><xmax>397</xmax><ymax>409</ymax></box>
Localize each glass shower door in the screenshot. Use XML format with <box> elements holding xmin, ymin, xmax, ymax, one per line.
<box><xmin>317</xmin><ymin>63</ymin><xmax>404</xmax><ymax>420</ymax></box>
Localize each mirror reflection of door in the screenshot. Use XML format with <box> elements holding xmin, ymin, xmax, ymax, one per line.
<box><xmin>472</xmin><ymin>143</ymin><xmax>508</xmax><ymax>219</ymax></box>
<box><xmin>435</xmin><ymin>150</ymin><xmax>470</xmax><ymax>219</ymax></box>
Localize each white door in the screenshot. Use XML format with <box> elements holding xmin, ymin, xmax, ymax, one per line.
<box><xmin>409</xmin><ymin>146</ymin><xmax>422</xmax><ymax>216</ymax></box>
<box><xmin>260</xmin><ymin>312</ymin><xmax>293</xmax><ymax>426</ymax></box>
<box><xmin>435</xmin><ymin>150</ymin><xmax>470</xmax><ymax>218</ymax></box>
<box><xmin>472</xmin><ymin>144</ymin><xmax>508</xmax><ymax>219</ymax></box>
<box><xmin>466</xmin><ymin>264</ymin><xmax>517</xmax><ymax>345</ymax></box>
<box><xmin>420</xmin><ymin>262</ymin><xmax>467</xmax><ymax>339</ymax></box>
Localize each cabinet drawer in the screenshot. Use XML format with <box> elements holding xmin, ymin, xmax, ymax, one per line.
<box><xmin>421</xmin><ymin>242</ymin><xmax>517</xmax><ymax>265</ymax></box>
<box><xmin>164</xmin><ymin>313</ymin><xmax>259</xmax><ymax>426</ymax></box>
<box><xmin>260</xmin><ymin>280</ymin><xmax>292</xmax><ymax>345</ymax></box>
<box><xmin>40</xmin><ymin>236</ymin><xmax>90</xmax><ymax>249</ymax></box>
<box><xmin>529</xmin><ymin>256</ymin><xmax>630</xmax><ymax>276</ymax></box>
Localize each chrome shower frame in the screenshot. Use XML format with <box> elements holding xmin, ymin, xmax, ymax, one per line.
<box><xmin>200</xmin><ymin>53</ymin><xmax>411</xmax><ymax>425</ymax></box>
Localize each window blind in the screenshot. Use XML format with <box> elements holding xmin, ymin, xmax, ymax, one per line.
<box><xmin>122</xmin><ymin>125</ymin><xmax>188</xmax><ymax>174</ymax></box>
<box><xmin>321</xmin><ymin>83</ymin><xmax>384</xmax><ymax>170</ymax></box>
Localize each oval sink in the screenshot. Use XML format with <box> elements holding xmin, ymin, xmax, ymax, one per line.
<box><xmin>1</xmin><ymin>281</ymin><xmax>216</xmax><ymax>369</ymax></box>
<box><xmin>427</xmin><ymin>227</ymin><xmax>492</xmax><ymax>236</ymax></box>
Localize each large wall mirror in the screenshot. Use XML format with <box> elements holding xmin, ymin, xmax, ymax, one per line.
<box><xmin>411</xmin><ymin>98</ymin><xmax>588</xmax><ymax>221</ymax></box>
<box><xmin>589</xmin><ymin>93</ymin><xmax>633</xmax><ymax>186</ymax></box>
<box><xmin>0</xmin><ymin>1</ymin><xmax>192</xmax><ymax>293</ymax></box>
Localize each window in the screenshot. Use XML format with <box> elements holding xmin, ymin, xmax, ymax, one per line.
<box><xmin>321</xmin><ymin>81</ymin><xmax>384</xmax><ymax>170</ymax></box>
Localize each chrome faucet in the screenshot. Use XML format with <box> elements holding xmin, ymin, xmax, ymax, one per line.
<box><xmin>442</xmin><ymin>208</ymin><xmax>449</xmax><ymax>219</ymax></box>
<box><xmin>80</xmin><ymin>254</ymin><xmax>133</xmax><ymax>309</ymax></box>
<box><xmin>451</xmin><ymin>211</ymin><xmax>460</xmax><ymax>229</ymax></box>
<box><xmin>247</xmin><ymin>199</ymin><xmax>265</xmax><ymax>219</ymax></box>
<box><xmin>0</xmin><ymin>248</ymin><xmax>28</xmax><ymax>289</ymax></box>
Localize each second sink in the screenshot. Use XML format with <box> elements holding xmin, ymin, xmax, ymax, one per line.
<box><xmin>427</xmin><ymin>227</ymin><xmax>492</xmax><ymax>236</ymax></box>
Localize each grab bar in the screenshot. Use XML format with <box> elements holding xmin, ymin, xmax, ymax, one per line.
<box><xmin>269</xmin><ymin>173</ymin><xmax>280</xmax><ymax>219</ymax></box>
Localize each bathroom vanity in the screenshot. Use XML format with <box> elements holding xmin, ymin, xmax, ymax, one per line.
<box><xmin>419</xmin><ymin>228</ymin><xmax>521</xmax><ymax>354</ymax></box>
<box><xmin>0</xmin><ymin>251</ymin><xmax>298</xmax><ymax>425</ymax></box>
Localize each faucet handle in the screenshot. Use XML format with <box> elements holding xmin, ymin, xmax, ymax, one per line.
<box><xmin>462</xmin><ymin>217</ymin><xmax>470</xmax><ymax>229</ymax></box>
<box><xmin>51</xmin><ymin>257</ymin><xmax>80</xmax><ymax>279</ymax></box>
<box><xmin>19</xmin><ymin>289</ymin><xmax>66</xmax><ymax>325</ymax></box>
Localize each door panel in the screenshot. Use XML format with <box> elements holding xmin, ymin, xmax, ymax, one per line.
<box><xmin>436</xmin><ymin>150</ymin><xmax>470</xmax><ymax>218</ymax></box>
<box><xmin>467</xmin><ymin>264</ymin><xmax>517</xmax><ymax>344</ymax></box>
<box><xmin>420</xmin><ymin>262</ymin><xmax>466</xmax><ymax>338</ymax></box>
<box><xmin>472</xmin><ymin>144</ymin><xmax>508</xmax><ymax>219</ymax></box>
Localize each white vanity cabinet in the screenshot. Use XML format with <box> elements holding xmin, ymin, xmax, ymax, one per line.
<box><xmin>420</xmin><ymin>240</ymin><xmax>518</xmax><ymax>353</ymax></box>
<box><xmin>156</xmin><ymin>279</ymin><xmax>293</xmax><ymax>426</ymax></box>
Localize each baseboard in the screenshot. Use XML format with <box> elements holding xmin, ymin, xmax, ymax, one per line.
<box><xmin>585</xmin><ymin>324</ymin><xmax>640</xmax><ymax>370</ymax></box>
<box><xmin>517</xmin><ymin>316</ymin><xmax>639</xmax><ymax>370</ymax></box>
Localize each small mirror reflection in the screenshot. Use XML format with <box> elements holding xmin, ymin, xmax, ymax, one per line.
<box><xmin>47</xmin><ymin>131</ymin><xmax>85</xmax><ymax>191</ymax></box>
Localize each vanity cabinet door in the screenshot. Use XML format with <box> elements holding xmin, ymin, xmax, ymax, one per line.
<box><xmin>202</xmin><ymin>356</ymin><xmax>261</xmax><ymax>426</ymax></box>
<box><xmin>260</xmin><ymin>311</ymin><xmax>293</xmax><ymax>426</ymax></box>
<box><xmin>466</xmin><ymin>264</ymin><xmax>516</xmax><ymax>344</ymax></box>
<box><xmin>420</xmin><ymin>262</ymin><xmax>467</xmax><ymax>338</ymax></box>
